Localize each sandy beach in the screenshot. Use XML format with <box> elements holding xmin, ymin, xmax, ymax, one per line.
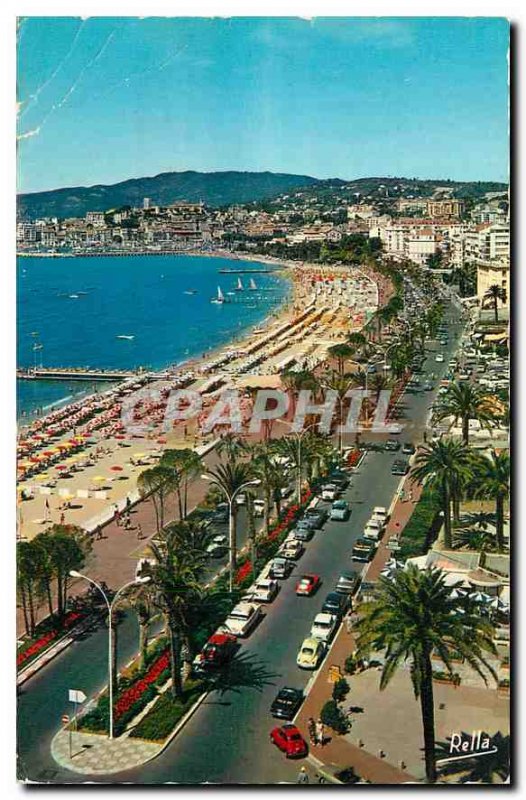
<box><xmin>17</xmin><ymin>260</ymin><xmax>383</xmax><ymax>541</ymax></box>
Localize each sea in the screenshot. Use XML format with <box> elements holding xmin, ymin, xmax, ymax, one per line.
<box><xmin>17</xmin><ymin>254</ymin><xmax>291</xmax><ymax>420</ymax></box>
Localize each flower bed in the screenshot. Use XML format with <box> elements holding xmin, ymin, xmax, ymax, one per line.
<box><xmin>17</xmin><ymin>611</ymin><xmax>84</xmax><ymax>670</ymax></box>
<box><xmin>115</xmin><ymin>650</ymin><xmax>170</xmax><ymax>720</ymax></box>
<box><xmin>346</xmin><ymin>449</ymin><xmax>362</xmax><ymax>469</ymax></box>
<box><xmin>129</xmin><ymin>679</ymin><xmax>205</xmax><ymax>742</ymax></box>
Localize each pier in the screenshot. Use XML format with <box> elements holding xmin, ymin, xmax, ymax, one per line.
<box><xmin>16</xmin><ymin>367</ymin><xmax>150</xmax><ymax>382</ymax></box>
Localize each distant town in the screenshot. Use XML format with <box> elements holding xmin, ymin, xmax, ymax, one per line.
<box><xmin>17</xmin><ymin>180</ymin><xmax>510</xmax><ymax>315</ymax></box>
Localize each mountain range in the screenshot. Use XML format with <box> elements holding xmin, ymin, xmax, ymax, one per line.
<box><xmin>17</xmin><ymin>170</ymin><xmax>508</xmax><ymax>220</ymax></box>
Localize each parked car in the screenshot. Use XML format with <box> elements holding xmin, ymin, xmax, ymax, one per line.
<box><xmin>371</xmin><ymin>506</ymin><xmax>389</xmax><ymax>525</ymax></box>
<box><xmin>296</xmin><ymin>516</ymin><xmax>318</xmax><ymax>532</ymax></box>
<box><xmin>193</xmin><ymin>632</ymin><xmax>238</xmax><ymax>672</ymax></box>
<box><xmin>296</xmin><ymin>637</ymin><xmax>326</xmax><ymax>669</ymax></box>
<box><xmin>210</xmin><ymin>503</ymin><xmax>229</xmax><ymax>524</ymax></box>
<box><xmin>291</xmin><ymin>526</ymin><xmax>315</xmax><ymax>542</ymax></box>
<box><xmin>295</xmin><ymin>574</ymin><xmax>321</xmax><ymax>596</ymax></box>
<box><xmin>270</xmin><ymin>724</ymin><xmax>308</xmax><ymax>758</ymax></box>
<box><xmin>435</xmin><ymin>354</ymin><xmax>444</xmax><ymax>363</ymax></box>
<box><xmin>322</xmin><ymin>591</ymin><xmax>350</xmax><ymax>619</ymax></box>
<box><xmin>363</xmin><ymin>518</ymin><xmax>383</xmax><ymax>541</ymax></box>
<box><xmin>223</xmin><ymin>603</ymin><xmax>263</xmax><ymax>637</ymax></box>
<box><xmin>280</xmin><ymin>486</ymin><xmax>294</xmax><ymax>499</ymax></box>
<box><xmin>391</xmin><ymin>459</ymin><xmax>410</xmax><ymax>476</ymax></box>
<box><xmin>384</xmin><ymin>439</ymin><xmax>401</xmax><ymax>451</ymax></box>
<box><xmin>352</xmin><ymin>538</ymin><xmax>376</xmax><ymax>562</ymax></box>
<box><xmin>335</xmin><ymin>569</ymin><xmax>361</xmax><ymax>596</ymax></box>
<box><xmin>321</xmin><ymin>483</ymin><xmax>339</xmax><ymax>501</ymax></box>
<box><xmin>270</xmin><ymin>687</ymin><xmax>304</xmax><ymax>721</ymax></box>
<box><xmin>310</xmin><ymin>612</ymin><xmax>338</xmax><ymax>643</ymax></box>
<box><xmin>206</xmin><ymin>535</ymin><xmax>229</xmax><ymax>558</ymax></box>
<box><xmin>402</xmin><ymin>442</ymin><xmax>416</xmax><ymax>455</ymax></box>
<box><xmin>423</xmin><ymin>381</ymin><xmax>434</xmax><ymax>391</ymax></box>
<box><xmin>330</xmin><ymin>499</ymin><xmax>350</xmax><ymax>521</ymax></box>
<box><xmin>269</xmin><ymin>557</ymin><xmax>294</xmax><ymax>579</ymax></box>
<box><xmin>327</xmin><ymin>470</ymin><xmax>351</xmax><ymax>488</ymax></box>
<box><xmin>253</xmin><ymin>499</ymin><xmax>265</xmax><ymax>518</ymax></box>
<box><xmin>280</xmin><ymin>538</ymin><xmax>304</xmax><ymax>560</ymax></box>
<box><xmin>244</xmin><ymin>578</ymin><xmax>279</xmax><ymax>604</ymax></box>
<box><xmin>304</xmin><ymin>507</ymin><xmax>328</xmax><ymax>528</ymax></box>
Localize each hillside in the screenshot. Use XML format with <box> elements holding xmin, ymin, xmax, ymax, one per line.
<box><xmin>17</xmin><ymin>170</ymin><xmax>320</xmax><ymax>220</ymax></box>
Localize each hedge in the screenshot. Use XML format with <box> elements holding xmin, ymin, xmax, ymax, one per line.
<box><xmin>129</xmin><ymin>679</ymin><xmax>205</xmax><ymax>742</ymax></box>
<box><xmin>398</xmin><ymin>487</ymin><xmax>442</xmax><ymax>559</ymax></box>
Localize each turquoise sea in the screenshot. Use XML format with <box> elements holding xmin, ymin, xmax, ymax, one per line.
<box><xmin>17</xmin><ymin>254</ymin><xmax>290</xmax><ymax>419</ymax></box>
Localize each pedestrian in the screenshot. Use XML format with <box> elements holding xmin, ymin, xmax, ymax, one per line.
<box><xmin>44</xmin><ymin>497</ymin><xmax>51</xmax><ymax>522</ymax></box>
<box><xmin>136</xmin><ymin>523</ymin><xmax>143</xmax><ymax>540</ymax></box>
<box><xmin>126</xmin><ymin>495</ymin><xmax>132</xmax><ymax>513</ymax></box>
<box><xmin>60</xmin><ymin>511</ymin><xmax>65</xmax><ymax>525</ymax></box>
<box><xmin>316</xmin><ymin>719</ymin><xmax>325</xmax><ymax>747</ymax></box>
<box><xmin>307</xmin><ymin>717</ymin><xmax>317</xmax><ymax>745</ymax></box>
<box><xmin>297</xmin><ymin>767</ymin><xmax>309</xmax><ymax>784</ymax></box>
<box><xmin>409</xmin><ymin>489</ymin><xmax>414</xmax><ymax>503</ymax></box>
<box><xmin>114</xmin><ymin>505</ymin><xmax>121</xmax><ymax>526</ymax></box>
<box><xmin>96</xmin><ymin>525</ymin><xmax>103</xmax><ymax>540</ymax></box>
<box><xmin>124</xmin><ymin>512</ymin><xmax>131</xmax><ymax>530</ymax></box>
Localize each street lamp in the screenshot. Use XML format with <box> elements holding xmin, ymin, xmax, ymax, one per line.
<box><xmin>279</xmin><ymin>420</ymin><xmax>320</xmax><ymax>504</ymax></box>
<box><xmin>200</xmin><ymin>476</ymin><xmax>260</xmax><ymax>593</ymax></box>
<box><xmin>69</xmin><ymin>571</ymin><xmax>151</xmax><ymax>740</ymax></box>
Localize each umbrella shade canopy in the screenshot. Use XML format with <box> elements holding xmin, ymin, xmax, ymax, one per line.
<box><xmin>61</xmin><ymin>493</ymin><xmax>75</xmax><ymax>501</ymax></box>
<box><xmin>133</xmin><ymin>453</ymin><xmax>147</xmax><ymax>458</ymax></box>
<box><xmin>55</xmin><ymin>465</ymin><xmax>68</xmax><ymax>471</ymax></box>
<box><xmin>92</xmin><ymin>475</ymin><xmax>106</xmax><ymax>482</ymax></box>
<box><xmin>490</xmin><ymin>597</ymin><xmax>509</xmax><ymax>610</ymax></box>
<box><xmin>471</xmin><ymin>591</ymin><xmax>492</xmax><ymax>603</ymax></box>
<box><xmin>43</xmin><ymin>451</ymin><xmax>55</xmax><ymax>457</ymax></box>
<box><xmin>115</xmin><ymin>434</ymin><xmax>126</xmax><ymax>440</ymax></box>
<box><xmin>111</xmin><ymin>465</ymin><xmax>124</xmax><ymax>472</ymax></box>
<box><xmin>35</xmin><ymin>473</ymin><xmax>50</xmax><ymax>481</ymax></box>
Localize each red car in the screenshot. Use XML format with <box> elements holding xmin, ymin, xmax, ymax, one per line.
<box><xmin>295</xmin><ymin>574</ymin><xmax>321</xmax><ymax>596</ymax></box>
<box><xmin>270</xmin><ymin>724</ymin><xmax>308</xmax><ymax>758</ymax></box>
<box><xmin>193</xmin><ymin>632</ymin><xmax>237</xmax><ymax>672</ymax></box>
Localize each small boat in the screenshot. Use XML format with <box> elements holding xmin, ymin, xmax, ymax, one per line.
<box><xmin>249</xmin><ymin>278</ymin><xmax>257</xmax><ymax>290</ymax></box>
<box><xmin>184</xmin><ymin>289</ymin><xmax>198</xmax><ymax>295</ymax></box>
<box><xmin>116</xmin><ymin>335</ymin><xmax>135</xmax><ymax>340</ymax></box>
<box><xmin>235</xmin><ymin>278</ymin><xmax>244</xmax><ymax>291</ymax></box>
<box><xmin>68</xmin><ymin>294</ymin><xmax>80</xmax><ymax>299</ymax></box>
<box><xmin>211</xmin><ymin>286</ymin><xmax>225</xmax><ymax>305</ymax></box>
<box><xmin>33</xmin><ymin>343</ymin><xmax>43</xmax><ymax>351</ymax></box>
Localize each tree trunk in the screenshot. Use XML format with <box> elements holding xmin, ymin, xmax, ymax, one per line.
<box><xmin>169</xmin><ymin>621</ymin><xmax>183</xmax><ymax>699</ymax></box>
<box><xmin>56</xmin><ymin>574</ymin><xmax>64</xmax><ymax>618</ymax></box>
<box><xmin>452</xmin><ymin>492</ymin><xmax>461</xmax><ymax>524</ymax></box>
<box><xmin>19</xmin><ymin>583</ymin><xmax>30</xmax><ymax>636</ymax></box>
<box><xmin>443</xmin><ymin>486</ymin><xmax>452</xmax><ymax>549</ymax></box>
<box><xmin>139</xmin><ymin>620</ymin><xmax>149</xmax><ymax>672</ymax></box>
<box><xmin>62</xmin><ymin>575</ymin><xmax>69</xmax><ymax>618</ymax></box>
<box><xmin>494</xmin><ymin>297</ymin><xmax>499</xmax><ymax>323</ymax></box>
<box><xmin>264</xmin><ymin>487</ymin><xmax>271</xmax><ymax>537</ymax></box>
<box><xmin>151</xmin><ymin>495</ymin><xmax>160</xmax><ymax>534</ymax></box>
<box><xmin>462</xmin><ymin>416</ymin><xmax>469</xmax><ymax>446</ymax></box>
<box><xmin>111</xmin><ymin>623</ymin><xmax>118</xmax><ymax>689</ymax></box>
<box><xmin>176</xmin><ymin>485</ymin><xmax>184</xmax><ymax>521</ymax></box>
<box><xmin>27</xmin><ymin>584</ymin><xmax>36</xmax><ymax>637</ymax></box>
<box><xmin>420</xmin><ymin>655</ymin><xmax>437</xmax><ymax>783</ymax></box>
<box><xmin>183</xmin><ymin>479</ymin><xmax>189</xmax><ymax>519</ymax></box>
<box><xmin>495</xmin><ymin>493</ymin><xmax>505</xmax><ymax>551</ymax></box>
<box><xmin>45</xmin><ymin>579</ymin><xmax>54</xmax><ymax>617</ymax></box>
<box><xmin>228</xmin><ymin>508</ymin><xmax>237</xmax><ymax>590</ymax></box>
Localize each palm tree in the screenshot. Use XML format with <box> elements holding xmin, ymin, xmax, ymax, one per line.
<box><xmin>472</xmin><ymin>449</ymin><xmax>510</xmax><ymax>551</ymax></box>
<box><xmin>320</xmin><ymin>370</ymin><xmax>356</xmax><ymax>453</ymax></box>
<box><xmin>328</xmin><ymin>343</ymin><xmax>355</xmax><ymax>376</ymax></box>
<box><xmin>17</xmin><ymin>541</ymin><xmax>42</xmax><ymax>635</ymax></box>
<box><xmin>483</xmin><ymin>284</ymin><xmax>507</xmax><ymax>323</ymax></box>
<box><xmin>205</xmin><ymin>460</ymin><xmax>255</xmax><ymax>588</ymax></box>
<box><xmin>251</xmin><ymin>444</ymin><xmax>278</xmax><ymax>537</ymax></box>
<box><xmin>147</xmin><ymin>530</ymin><xmax>206</xmax><ymax>698</ymax></box>
<box><xmin>137</xmin><ymin>466</ymin><xmax>174</xmax><ymax>533</ymax></box>
<box><xmin>347</xmin><ymin>331</ymin><xmax>367</xmax><ymax>350</ymax></box>
<box><xmin>411</xmin><ymin>439</ymin><xmax>474</xmax><ymax>548</ymax></box>
<box><xmin>280</xmin><ymin>368</ymin><xmax>317</xmax><ymax>420</ymax></box>
<box><xmin>356</xmin><ymin>565</ymin><xmax>497</xmax><ymax>783</ymax></box>
<box><xmin>38</xmin><ymin>525</ymin><xmax>92</xmax><ymax>619</ymax></box>
<box><xmin>160</xmin><ymin>449</ymin><xmax>203</xmax><ymax>520</ymax></box>
<box><xmin>432</xmin><ymin>382</ymin><xmax>497</xmax><ymax>445</ymax></box>
<box><xmin>127</xmin><ymin>583</ymin><xmax>154</xmax><ymax>672</ymax></box>
<box><xmin>216</xmin><ymin>433</ymin><xmax>249</xmax><ymax>465</ymax></box>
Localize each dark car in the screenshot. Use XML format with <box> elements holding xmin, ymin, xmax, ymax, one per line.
<box><xmin>193</xmin><ymin>632</ymin><xmax>237</xmax><ymax>672</ymax></box>
<box><xmin>423</xmin><ymin>381</ymin><xmax>434</xmax><ymax>391</ymax></box>
<box><xmin>270</xmin><ymin>687</ymin><xmax>304</xmax><ymax>720</ymax></box>
<box><xmin>402</xmin><ymin>442</ymin><xmax>416</xmax><ymax>455</ymax></box>
<box><xmin>304</xmin><ymin>507</ymin><xmax>328</xmax><ymax>528</ymax></box>
<box><xmin>210</xmin><ymin>503</ymin><xmax>229</xmax><ymax>524</ymax></box>
<box><xmin>292</xmin><ymin>527</ymin><xmax>315</xmax><ymax>542</ymax></box>
<box><xmin>327</xmin><ymin>470</ymin><xmax>351</xmax><ymax>489</ymax></box>
<box><xmin>335</xmin><ymin>569</ymin><xmax>361</xmax><ymax>596</ymax></box>
<box><xmin>391</xmin><ymin>459</ymin><xmax>410</xmax><ymax>476</ymax></box>
<box><xmin>384</xmin><ymin>439</ymin><xmax>401</xmax><ymax>452</ymax></box>
<box><xmin>351</xmin><ymin>538</ymin><xmax>376</xmax><ymax>562</ymax></box>
<box><xmin>322</xmin><ymin>591</ymin><xmax>349</xmax><ymax>619</ymax></box>
<box><xmin>296</xmin><ymin>517</ymin><xmax>318</xmax><ymax>532</ymax></box>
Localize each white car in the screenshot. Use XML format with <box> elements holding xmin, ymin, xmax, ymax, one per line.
<box><xmin>372</xmin><ymin>506</ymin><xmax>388</xmax><ymax>525</ymax></box>
<box><xmin>244</xmin><ymin>578</ymin><xmax>279</xmax><ymax>604</ymax></box>
<box><xmin>253</xmin><ymin>499</ymin><xmax>265</xmax><ymax>518</ymax></box>
<box><xmin>363</xmin><ymin>518</ymin><xmax>383</xmax><ymax>541</ymax></box>
<box><xmin>280</xmin><ymin>538</ymin><xmax>304</xmax><ymax>560</ymax></box>
<box><xmin>435</xmin><ymin>354</ymin><xmax>444</xmax><ymax>363</ymax></box>
<box><xmin>310</xmin><ymin>613</ymin><xmax>338</xmax><ymax>643</ymax></box>
<box><xmin>321</xmin><ymin>483</ymin><xmax>339</xmax><ymax>501</ymax></box>
<box><xmin>296</xmin><ymin>637</ymin><xmax>326</xmax><ymax>670</ymax></box>
<box><xmin>223</xmin><ymin>603</ymin><xmax>263</xmax><ymax>637</ymax></box>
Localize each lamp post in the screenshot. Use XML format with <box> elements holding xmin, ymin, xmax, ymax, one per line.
<box><xmin>279</xmin><ymin>420</ymin><xmax>320</xmax><ymax>504</ymax></box>
<box><xmin>200</xmin><ymin>476</ymin><xmax>260</xmax><ymax>593</ymax></box>
<box><xmin>69</xmin><ymin>571</ymin><xmax>150</xmax><ymax>740</ymax></box>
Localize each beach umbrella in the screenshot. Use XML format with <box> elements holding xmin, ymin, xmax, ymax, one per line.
<box><xmin>114</xmin><ymin>434</ymin><xmax>126</xmax><ymax>440</ymax></box>
<box><xmin>133</xmin><ymin>452</ymin><xmax>147</xmax><ymax>459</ymax></box>
<box><xmin>29</xmin><ymin>456</ymin><xmax>41</xmax><ymax>463</ymax></box>
<box><xmin>55</xmin><ymin>464</ymin><xmax>68</xmax><ymax>471</ymax></box>
<box><xmin>92</xmin><ymin>476</ymin><xmax>106</xmax><ymax>483</ymax></box>
<box><xmin>43</xmin><ymin>451</ymin><xmax>55</xmax><ymax>457</ymax></box>
<box><xmin>35</xmin><ymin>473</ymin><xmax>49</xmax><ymax>481</ymax></box>
<box><xmin>471</xmin><ymin>591</ymin><xmax>492</xmax><ymax>604</ymax></box>
<box><xmin>111</xmin><ymin>465</ymin><xmax>123</xmax><ymax>472</ymax></box>
<box><xmin>157</xmin><ymin>438</ymin><xmax>167</xmax><ymax>444</ymax></box>
<box><xmin>490</xmin><ymin>597</ymin><xmax>509</xmax><ymax>611</ymax></box>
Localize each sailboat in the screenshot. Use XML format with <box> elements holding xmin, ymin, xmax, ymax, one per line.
<box><xmin>249</xmin><ymin>278</ymin><xmax>257</xmax><ymax>290</ymax></box>
<box><xmin>211</xmin><ymin>286</ymin><xmax>225</xmax><ymax>305</ymax></box>
<box><xmin>235</xmin><ymin>277</ymin><xmax>244</xmax><ymax>291</ymax></box>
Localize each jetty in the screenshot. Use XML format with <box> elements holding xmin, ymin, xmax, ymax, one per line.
<box><xmin>16</xmin><ymin>367</ymin><xmax>154</xmax><ymax>382</ymax></box>
<box><xmin>217</xmin><ymin>268</ymin><xmax>279</xmax><ymax>274</ymax></box>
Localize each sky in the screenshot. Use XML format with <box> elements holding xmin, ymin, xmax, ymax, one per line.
<box><xmin>16</xmin><ymin>16</ymin><xmax>510</xmax><ymax>193</ymax></box>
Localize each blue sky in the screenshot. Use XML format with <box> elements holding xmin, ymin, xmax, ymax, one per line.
<box><xmin>17</xmin><ymin>16</ymin><xmax>509</xmax><ymax>192</ymax></box>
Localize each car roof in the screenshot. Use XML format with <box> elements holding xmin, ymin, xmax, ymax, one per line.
<box><xmin>230</xmin><ymin>602</ymin><xmax>256</xmax><ymax>614</ymax></box>
<box><xmin>301</xmin><ymin>637</ymin><xmax>320</xmax><ymax>647</ymax></box>
<box><xmin>313</xmin><ymin>612</ymin><xmax>335</xmax><ymax>624</ymax></box>
<box><xmin>208</xmin><ymin>633</ymin><xmax>234</xmax><ymax>645</ymax></box>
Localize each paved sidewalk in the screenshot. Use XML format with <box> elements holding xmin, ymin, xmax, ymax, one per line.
<box><xmin>293</xmin><ymin>479</ymin><xmax>424</xmax><ymax>785</ymax></box>
<box><xmin>52</xmin><ymin>729</ymin><xmax>162</xmax><ymax>775</ymax></box>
